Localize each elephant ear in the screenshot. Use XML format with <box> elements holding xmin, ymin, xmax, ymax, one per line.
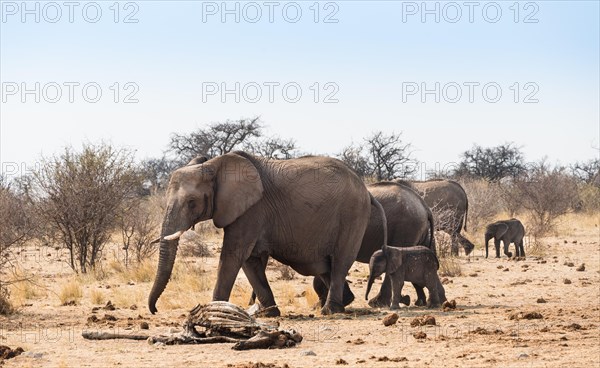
<box><xmin>495</xmin><ymin>223</ymin><xmax>509</xmax><ymax>239</ymax></box>
<box><xmin>384</xmin><ymin>247</ymin><xmax>403</xmax><ymax>274</ymax></box>
<box><xmin>212</xmin><ymin>154</ymin><xmax>264</xmax><ymax>228</ymax></box>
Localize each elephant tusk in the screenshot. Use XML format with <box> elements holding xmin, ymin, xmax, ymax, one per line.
<box><xmin>149</xmin><ymin>236</ymin><xmax>161</xmax><ymax>245</ymax></box>
<box><xmin>164</xmin><ymin>230</ymin><xmax>185</xmax><ymax>241</ymax></box>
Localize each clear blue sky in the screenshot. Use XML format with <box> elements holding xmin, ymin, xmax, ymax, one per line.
<box><xmin>1</xmin><ymin>1</ymin><xmax>598</xmax><ymax>179</ymax></box>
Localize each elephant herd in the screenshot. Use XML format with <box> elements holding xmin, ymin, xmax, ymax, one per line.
<box><xmin>148</xmin><ymin>152</ymin><xmax>525</xmax><ymax>315</ymax></box>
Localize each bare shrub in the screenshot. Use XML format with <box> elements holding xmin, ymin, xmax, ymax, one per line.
<box><xmin>27</xmin><ymin>143</ymin><xmax>142</xmax><ymax>273</ymax></box>
<box><xmin>577</xmin><ymin>184</ymin><xmax>600</xmax><ymax>214</ymax></box>
<box><xmin>512</xmin><ymin>167</ymin><xmax>579</xmax><ymax>237</ymax></box>
<box><xmin>0</xmin><ymin>177</ymin><xmax>36</xmax><ymax>314</ymax></box>
<box><xmin>267</xmin><ymin>259</ymin><xmax>295</xmax><ymax>280</ymax></box>
<box><xmin>179</xmin><ymin>231</ymin><xmax>212</xmax><ymax>258</ymax></box>
<box><xmin>118</xmin><ymin>198</ymin><xmax>160</xmax><ymax>266</ymax></box>
<box><xmin>439</xmin><ymin>257</ymin><xmax>462</xmax><ymax>277</ymax></box>
<box><xmin>460</xmin><ymin>179</ymin><xmax>503</xmax><ymax>233</ymax></box>
<box><xmin>429</xmin><ymin>206</ymin><xmax>456</xmax><ymax>257</ymax></box>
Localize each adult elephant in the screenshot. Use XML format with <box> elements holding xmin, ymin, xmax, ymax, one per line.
<box><xmin>148</xmin><ymin>151</ymin><xmax>386</xmax><ymax>316</ymax></box>
<box><xmin>312</xmin><ymin>181</ymin><xmax>435</xmax><ymax>308</ymax></box>
<box><xmin>400</xmin><ymin>179</ymin><xmax>474</xmax><ymax>256</ymax></box>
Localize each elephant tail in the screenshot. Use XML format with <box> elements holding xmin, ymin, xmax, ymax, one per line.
<box><xmin>369</xmin><ymin>193</ymin><xmax>388</xmax><ymax>247</ymax></box>
<box><xmin>463</xmin><ymin>195</ymin><xmax>469</xmax><ymax>232</ymax></box>
<box><xmin>427</xmin><ymin>208</ymin><xmax>436</xmax><ymax>253</ymax></box>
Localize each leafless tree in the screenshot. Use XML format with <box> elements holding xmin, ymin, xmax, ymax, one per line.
<box><xmin>570</xmin><ymin>158</ymin><xmax>599</xmax><ymax>184</ymax></box>
<box><xmin>139</xmin><ymin>156</ymin><xmax>181</xmax><ymax>194</ymax></box>
<box><xmin>244</xmin><ymin>136</ymin><xmax>298</xmax><ymax>160</ymax></box>
<box><xmin>27</xmin><ymin>144</ymin><xmax>143</xmax><ymax>273</ymax></box>
<box><xmin>457</xmin><ymin>143</ymin><xmax>526</xmax><ymax>181</ymax></box>
<box><xmin>168</xmin><ymin>117</ymin><xmax>263</xmax><ymax>161</ymax></box>
<box><xmin>338</xmin><ymin>131</ymin><xmax>415</xmax><ymax>180</ymax></box>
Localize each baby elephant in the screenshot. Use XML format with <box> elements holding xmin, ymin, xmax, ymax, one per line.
<box><xmin>485</xmin><ymin>218</ymin><xmax>525</xmax><ymax>258</ymax></box>
<box><xmin>365</xmin><ymin>246</ymin><xmax>446</xmax><ymax>309</ymax></box>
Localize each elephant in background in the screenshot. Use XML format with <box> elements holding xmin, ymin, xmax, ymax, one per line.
<box><xmin>399</xmin><ymin>179</ymin><xmax>475</xmax><ymax>256</ymax></box>
<box><xmin>366</xmin><ymin>245</ymin><xmax>446</xmax><ymax>309</ymax></box>
<box><xmin>312</xmin><ymin>181</ymin><xmax>435</xmax><ymax>308</ymax></box>
<box><xmin>485</xmin><ymin>218</ymin><xmax>525</xmax><ymax>258</ymax></box>
<box><xmin>148</xmin><ymin>151</ymin><xmax>386</xmax><ymax>316</ymax></box>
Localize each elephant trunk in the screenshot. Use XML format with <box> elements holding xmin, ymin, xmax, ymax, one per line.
<box><xmin>365</xmin><ymin>273</ymin><xmax>376</xmax><ymax>300</ymax></box>
<box><xmin>148</xmin><ymin>209</ymin><xmax>179</xmax><ymax>314</ymax></box>
<box><xmin>484</xmin><ymin>234</ymin><xmax>491</xmax><ymax>258</ymax></box>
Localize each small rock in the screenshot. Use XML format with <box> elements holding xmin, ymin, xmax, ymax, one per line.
<box><xmin>382</xmin><ymin>313</ymin><xmax>399</xmax><ymax>326</ymax></box>
<box><xmin>103</xmin><ymin>301</ymin><xmax>116</xmax><ymax>311</ymax></box>
<box><xmin>442</xmin><ymin>300</ymin><xmax>457</xmax><ymax>311</ymax></box>
<box><xmin>572</xmin><ymin>240</ymin><xmax>577</xmax><ymax>244</ymax></box>
<box><xmin>564</xmin><ymin>262</ymin><xmax>574</xmax><ymax>267</ymax></box>
<box><xmin>497</xmin><ymin>265</ymin><xmax>504</xmax><ymax>269</ymax></box>
<box><xmin>503</xmin><ymin>268</ymin><xmax>509</xmax><ymax>272</ymax></box>
<box><xmin>104</xmin><ymin>314</ymin><xmax>117</xmax><ymax>321</ymax></box>
<box><xmin>413</xmin><ymin>331</ymin><xmax>427</xmax><ymax>339</ymax></box>
<box><xmin>576</xmin><ymin>264</ymin><xmax>585</xmax><ymax>272</ymax></box>
<box><xmin>87</xmin><ymin>315</ymin><xmax>99</xmax><ymax>323</ymax></box>
<box><xmin>518</xmin><ymin>353</ymin><xmax>529</xmax><ymax>359</ymax></box>
<box><xmin>335</xmin><ymin>358</ymin><xmax>348</xmax><ymax>365</ymax></box>
<box><xmin>140</xmin><ymin>322</ymin><xmax>149</xmax><ymax>330</ymax></box>
<box><xmin>536</xmin><ymin>298</ymin><xmax>547</xmax><ymax>303</ymax></box>
<box><xmin>130</xmin><ymin>304</ymin><xmax>138</xmax><ymax>310</ymax></box>
<box><xmin>301</xmin><ymin>350</ymin><xmax>316</xmax><ymax>356</ymax></box>
<box><xmin>411</xmin><ymin>315</ymin><xmax>436</xmax><ymax>327</ymax></box>
<box><xmin>563</xmin><ymin>278</ymin><xmax>572</xmax><ymax>284</ymax></box>
<box><xmin>23</xmin><ymin>351</ymin><xmax>43</xmax><ymax>359</ymax></box>
<box><xmin>127</xmin><ymin>281</ymin><xmax>135</xmax><ymax>286</ymax></box>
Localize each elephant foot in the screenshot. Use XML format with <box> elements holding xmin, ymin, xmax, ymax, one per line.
<box><xmin>262</xmin><ymin>306</ymin><xmax>281</xmax><ymax>317</ymax></box>
<box><xmin>414</xmin><ymin>298</ymin><xmax>426</xmax><ymax>307</ymax></box>
<box><xmin>343</xmin><ymin>288</ymin><xmax>355</xmax><ymax>307</ymax></box>
<box><xmin>390</xmin><ymin>304</ymin><xmax>400</xmax><ymax>310</ymax></box>
<box><xmin>368</xmin><ymin>295</ymin><xmax>391</xmax><ymax>308</ymax></box>
<box><xmin>321</xmin><ymin>301</ymin><xmax>345</xmax><ymax>315</ymax></box>
<box><xmin>249</xmin><ymin>303</ymin><xmax>281</xmax><ymax>317</ymax></box>
<box><xmin>400</xmin><ymin>295</ymin><xmax>411</xmax><ymax>306</ymax></box>
<box><xmin>427</xmin><ymin>302</ymin><xmax>441</xmax><ymax>309</ymax></box>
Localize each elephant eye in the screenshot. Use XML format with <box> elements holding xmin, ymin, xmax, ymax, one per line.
<box><xmin>188</xmin><ymin>200</ymin><xmax>196</xmax><ymax>209</ymax></box>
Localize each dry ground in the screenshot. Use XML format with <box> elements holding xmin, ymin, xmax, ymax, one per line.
<box><xmin>1</xmin><ymin>214</ymin><xmax>599</xmax><ymax>368</ymax></box>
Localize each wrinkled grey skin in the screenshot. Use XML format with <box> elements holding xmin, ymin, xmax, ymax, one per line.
<box><xmin>148</xmin><ymin>151</ymin><xmax>377</xmax><ymax>316</ymax></box>
<box><xmin>366</xmin><ymin>246</ymin><xmax>446</xmax><ymax>309</ymax></box>
<box><xmin>400</xmin><ymin>179</ymin><xmax>474</xmax><ymax>256</ymax></box>
<box><xmin>313</xmin><ymin>181</ymin><xmax>436</xmax><ymax>309</ymax></box>
<box><xmin>485</xmin><ymin>218</ymin><xmax>525</xmax><ymax>258</ymax></box>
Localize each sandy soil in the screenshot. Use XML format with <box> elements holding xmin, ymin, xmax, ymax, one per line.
<box><xmin>1</xmin><ymin>220</ymin><xmax>599</xmax><ymax>368</ymax></box>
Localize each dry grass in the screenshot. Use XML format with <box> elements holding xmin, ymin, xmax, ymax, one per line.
<box><xmin>303</xmin><ymin>285</ymin><xmax>319</xmax><ymax>310</ymax></box>
<box><xmin>155</xmin><ymin>261</ymin><xmax>214</xmax><ymax>311</ymax></box>
<box><xmin>59</xmin><ymin>278</ymin><xmax>83</xmax><ymax>305</ymax></box>
<box><xmin>90</xmin><ymin>289</ymin><xmax>105</xmax><ymax>305</ymax></box>
<box><xmin>439</xmin><ymin>256</ymin><xmax>462</xmax><ymax>277</ymax></box>
<box><xmin>6</xmin><ymin>267</ymin><xmax>47</xmax><ymax>306</ymax></box>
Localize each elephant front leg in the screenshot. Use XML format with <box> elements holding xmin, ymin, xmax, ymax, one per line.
<box><xmin>368</xmin><ymin>274</ymin><xmax>392</xmax><ymax>308</ymax></box>
<box><xmin>314</xmin><ymin>276</ymin><xmax>355</xmax><ymax>308</ymax></box>
<box><xmin>242</xmin><ymin>256</ymin><xmax>280</xmax><ymax>317</ymax></box>
<box><xmin>494</xmin><ymin>239</ymin><xmax>501</xmax><ymax>258</ymax></box>
<box><xmin>503</xmin><ymin>240</ymin><xmax>513</xmax><ymax>258</ymax></box>
<box><xmin>390</xmin><ymin>273</ymin><xmax>405</xmax><ymax>310</ymax></box>
<box><xmin>212</xmin><ymin>232</ymin><xmax>256</xmax><ymax>303</ymax></box>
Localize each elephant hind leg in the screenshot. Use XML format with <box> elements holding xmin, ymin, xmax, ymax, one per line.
<box><xmin>517</xmin><ymin>238</ymin><xmax>525</xmax><ymax>258</ymax></box>
<box><xmin>456</xmin><ymin>233</ymin><xmax>475</xmax><ymax>255</ymax></box>
<box><xmin>313</xmin><ymin>276</ymin><xmax>358</xmax><ymax>307</ymax></box>
<box><xmin>413</xmin><ymin>283</ymin><xmax>427</xmax><ymax>306</ymax></box>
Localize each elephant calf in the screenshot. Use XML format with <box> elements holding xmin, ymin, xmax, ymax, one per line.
<box><xmin>366</xmin><ymin>246</ymin><xmax>446</xmax><ymax>309</ymax></box>
<box><xmin>484</xmin><ymin>218</ymin><xmax>525</xmax><ymax>258</ymax></box>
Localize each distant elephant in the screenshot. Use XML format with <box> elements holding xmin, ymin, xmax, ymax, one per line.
<box><xmin>366</xmin><ymin>245</ymin><xmax>446</xmax><ymax>309</ymax></box>
<box><xmin>485</xmin><ymin>218</ymin><xmax>525</xmax><ymax>258</ymax></box>
<box><xmin>312</xmin><ymin>181</ymin><xmax>435</xmax><ymax>308</ymax></box>
<box><xmin>148</xmin><ymin>151</ymin><xmax>387</xmax><ymax>316</ymax></box>
<box><xmin>399</xmin><ymin>179</ymin><xmax>474</xmax><ymax>256</ymax></box>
